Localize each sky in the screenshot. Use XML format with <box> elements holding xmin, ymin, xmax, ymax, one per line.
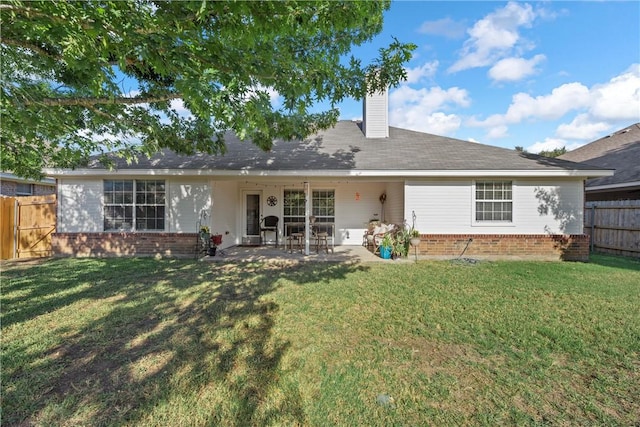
<box><xmin>310</xmin><ymin>1</ymin><xmax>640</xmax><ymax>153</ymax></box>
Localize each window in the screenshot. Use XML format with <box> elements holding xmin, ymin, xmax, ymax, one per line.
<box><xmin>283</xmin><ymin>189</ymin><xmax>335</xmax><ymax>224</ymax></box>
<box><xmin>15</xmin><ymin>183</ymin><xmax>33</xmax><ymax>195</ymax></box>
<box><xmin>475</xmin><ymin>181</ymin><xmax>512</xmax><ymax>222</ymax></box>
<box><xmin>311</xmin><ymin>189</ymin><xmax>335</xmax><ymax>223</ymax></box>
<box><xmin>104</xmin><ymin>180</ymin><xmax>165</xmax><ymax>231</ymax></box>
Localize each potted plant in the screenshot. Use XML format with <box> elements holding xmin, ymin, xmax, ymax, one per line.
<box><xmin>379</xmin><ymin>233</ymin><xmax>393</xmax><ymax>259</ymax></box>
<box><xmin>392</xmin><ymin>228</ymin><xmax>410</xmax><ymax>259</ymax></box>
<box><xmin>409</xmin><ymin>229</ymin><xmax>421</xmax><ymax>247</ymax></box>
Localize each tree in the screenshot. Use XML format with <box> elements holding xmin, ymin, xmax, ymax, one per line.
<box><xmin>537</xmin><ymin>147</ymin><xmax>567</xmax><ymax>158</ymax></box>
<box><xmin>1</xmin><ymin>1</ymin><xmax>415</xmax><ymax>178</ymax></box>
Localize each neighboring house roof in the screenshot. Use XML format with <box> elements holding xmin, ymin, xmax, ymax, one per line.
<box><xmin>559</xmin><ymin>123</ymin><xmax>640</xmax><ymax>189</ymax></box>
<box><xmin>0</xmin><ymin>172</ymin><xmax>55</xmax><ymax>185</ymax></box>
<box><xmin>48</xmin><ymin>121</ymin><xmax>612</xmax><ymax>179</ymax></box>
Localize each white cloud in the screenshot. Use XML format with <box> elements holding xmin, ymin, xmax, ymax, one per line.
<box><xmin>588</xmin><ymin>64</ymin><xmax>640</xmax><ymax>121</ymax></box>
<box><xmin>556</xmin><ymin>114</ymin><xmax>611</xmax><ymax>140</ymax></box>
<box><xmin>526</xmin><ymin>137</ymin><xmax>582</xmax><ymax>153</ymax></box>
<box><xmin>388</xmin><ymin>85</ymin><xmax>470</xmax><ymax>134</ymax></box>
<box><xmin>488</xmin><ymin>54</ymin><xmax>546</xmax><ymax>82</ymax></box>
<box><xmin>469</xmin><ymin>82</ymin><xmax>591</xmax><ymax>129</ymax></box>
<box><xmin>170</xmin><ymin>98</ymin><xmax>192</xmax><ymax>118</ymax></box>
<box><xmin>449</xmin><ymin>2</ymin><xmax>537</xmax><ymax>73</ymax></box>
<box><xmin>418</xmin><ymin>17</ymin><xmax>467</xmax><ymax>39</ymax></box>
<box><xmin>526</xmin><ymin>137</ymin><xmax>566</xmax><ymax>153</ymax></box>
<box><xmin>405</xmin><ymin>60</ymin><xmax>439</xmax><ymax>84</ymax></box>
<box><xmin>470</xmin><ymin>63</ymin><xmax>640</xmax><ymax>145</ymax></box>
<box><xmin>487</xmin><ymin>125</ymin><xmax>509</xmax><ymax>138</ymax></box>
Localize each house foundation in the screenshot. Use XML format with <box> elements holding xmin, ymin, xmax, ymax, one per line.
<box><xmin>52</xmin><ymin>232</ymin><xmax>198</xmax><ymax>258</ymax></box>
<box><xmin>412</xmin><ymin>234</ymin><xmax>589</xmax><ymax>261</ymax></box>
<box><xmin>52</xmin><ymin>232</ymin><xmax>590</xmax><ymax>261</ymax></box>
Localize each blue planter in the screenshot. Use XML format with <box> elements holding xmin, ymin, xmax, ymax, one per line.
<box><xmin>379</xmin><ymin>246</ymin><xmax>392</xmax><ymax>259</ymax></box>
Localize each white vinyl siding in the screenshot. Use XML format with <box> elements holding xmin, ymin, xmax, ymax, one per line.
<box><xmin>405</xmin><ymin>178</ymin><xmax>584</xmax><ymax>235</ymax></box>
<box><xmin>168</xmin><ymin>180</ymin><xmax>211</xmax><ymax>233</ymax></box>
<box><xmin>57</xmin><ymin>178</ymin><xmax>103</xmax><ymax>232</ymax></box>
<box><xmin>362</xmin><ymin>91</ymin><xmax>389</xmax><ymax>138</ymax></box>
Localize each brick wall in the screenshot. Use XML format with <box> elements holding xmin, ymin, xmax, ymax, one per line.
<box><xmin>412</xmin><ymin>234</ymin><xmax>590</xmax><ymax>261</ymax></box>
<box><xmin>52</xmin><ymin>232</ymin><xmax>199</xmax><ymax>258</ymax></box>
<box><xmin>0</xmin><ymin>181</ymin><xmax>56</xmax><ymax>196</ymax></box>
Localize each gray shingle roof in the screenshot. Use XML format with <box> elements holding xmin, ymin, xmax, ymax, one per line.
<box><xmin>559</xmin><ymin>123</ymin><xmax>640</xmax><ymax>187</ymax></box>
<box><xmin>87</xmin><ymin>120</ymin><xmax>608</xmax><ymax>175</ymax></box>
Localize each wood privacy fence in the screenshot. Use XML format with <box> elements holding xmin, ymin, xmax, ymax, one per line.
<box><xmin>585</xmin><ymin>200</ymin><xmax>640</xmax><ymax>257</ymax></box>
<box><xmin>0</xmin><ymin>195</ymin><xmax>56</xmax><ymax>260</ymax></box>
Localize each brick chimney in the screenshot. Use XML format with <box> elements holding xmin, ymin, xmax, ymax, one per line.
<box><xmin>362</xmin><ymin>89</ymin><xmax>389</xmax><ymax>138</ymax></box>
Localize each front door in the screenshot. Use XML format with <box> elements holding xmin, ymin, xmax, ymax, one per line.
<box><xmin>243</xmin><ymin>191</ymin><xmax>261</xmax><ymax>245</ymax></box>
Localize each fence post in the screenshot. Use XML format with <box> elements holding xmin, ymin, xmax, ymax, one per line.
<box><xmin>590</xmin><ymin>204</ymin><xmax>596</xmax><ymax>252</ymax></box>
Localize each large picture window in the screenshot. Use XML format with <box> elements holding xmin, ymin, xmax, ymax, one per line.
<box><xmin>283</xmin><ymin>189</ymin><xmax>335</xmax><ymax>224</ymax></box>
<box><xmin>104</xmin><ymin>180</ymin><xmax>165</xmax><ymax>231</ymax></box>
<box><xmin>475</xmin><ymin>181</ymin><xmax>512</xmax><ymax>222</ymax></box>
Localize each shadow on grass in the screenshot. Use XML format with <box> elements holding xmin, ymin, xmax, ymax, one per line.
<box><xmin>588</xmin><ymin>253</ymin><xmax>640</xmax><ymax>271</ymax></box>
<box><xmin>2</xmin><ymin>258</ymin><xmax>369</xmax><ymax>425</ymax></box>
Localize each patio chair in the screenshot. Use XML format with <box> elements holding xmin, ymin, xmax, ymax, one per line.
<box><xmin>372</xmin><ymin>223</ymin><xmax>396</xmax><ymax>255</ymax></box>
<box><xmin>260</xmin><ymin>215</ymin><xmax>279</xmax><ymax>247</ymax></box>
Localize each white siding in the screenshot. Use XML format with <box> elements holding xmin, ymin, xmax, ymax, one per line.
<box><xmin>405</xmin><ymin>178</ymin><xmax>585</xmax><ymax>235</ymax></box>
<box><xmin>212</xmin><ymin>181</ymin><xmax>239</xmax><ymax>248</ymax></box>
<box><xmin>168</xmin><ymin>179</ymin><xmax>211</xmax><ymax>232</ymax></box>
<box><xmin>362</xmin><ymin>91</ymin><xmax>389</xmax><ymax>138</ymax></box>
<box><xmin>383</xmin><ymin>181</ymin><xmax>404</xmax><ymax>224</ymax></box>
<box><xmin>58</xmin><ymin>178</ymin><xmax>103</xmax><ymax>232</ymax></box>
<box><xmin>333</xmin><ymin>182</ymin><xmax>386</xmax><ymax>245</ymax></box>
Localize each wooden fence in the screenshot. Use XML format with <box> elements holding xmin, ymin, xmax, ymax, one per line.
<box><xmin>585</xmin><ymin>200</ymin><xmax>640</xmax><ymax>257</ymax></box>
<box><xmin>0</xmin><ymin>195</ymin><xmax>56</xmax><ymax>260</ymax></box>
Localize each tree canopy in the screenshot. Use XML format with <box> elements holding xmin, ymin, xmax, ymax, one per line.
<box><xmin>1</xmin><ymin>1</ymin><xmax>415</xmax><ymax>178</ymax></box>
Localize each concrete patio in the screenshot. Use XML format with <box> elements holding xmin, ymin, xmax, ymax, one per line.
<box><xmin>200</xmin><ymin>244</ymin><xmax>395</xmax><ymax>263</ymax></box>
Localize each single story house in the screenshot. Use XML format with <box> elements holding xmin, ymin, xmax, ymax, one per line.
<box><xmin>0</xmin><ymin>172</ymin><xmax>56</xmax><ymax>197</ymax></box>
<box><xmin>46</xmin><ymin>92</ymin><xmax>613</xmax><ymax>261</ymax></box>
<box><xmin>558</xmin><ymin>123</ymin><xmax>640</xmax><ymax>202</ymax></box>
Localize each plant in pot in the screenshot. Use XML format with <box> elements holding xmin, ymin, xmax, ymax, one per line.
<box><xmin>392</xmin><ymin>228</ymin><xmax>411</xmax><ymax>259</ymax></box>
<box><xmin>409</xmin><ymin>229</ymin><xmax>421</xmax><ymax>246</ymax></box>
<box><xmin>379</xmin><ymin>233</ymin><xmax>393</xmax><ymax>259</ymax></box>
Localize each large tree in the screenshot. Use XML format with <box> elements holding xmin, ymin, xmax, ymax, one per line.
<box><xmin>1</xmin><ymin>1</ymin><xmax>415</xmax><ymax>178</ymax></box>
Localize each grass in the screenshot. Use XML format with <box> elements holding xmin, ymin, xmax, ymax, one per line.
<box><xmin>1</xmin><ymin>254</ymin><xmax>639</xmax><ymax>426</ymax></box>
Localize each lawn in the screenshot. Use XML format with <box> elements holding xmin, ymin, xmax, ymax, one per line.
<box><xmin>2</xmin><ymin>255</ymin><xmax>639</xmax><ymax>426</ymax></box>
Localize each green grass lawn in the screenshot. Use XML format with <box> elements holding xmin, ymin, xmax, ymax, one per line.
<box><xmin>2</xmin><ymin>255</ymin><xmax>639</xmax><ymax>426</ymax></box>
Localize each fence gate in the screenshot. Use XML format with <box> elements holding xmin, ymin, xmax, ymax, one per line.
<box><xmin>0</xmin><ymin>195</ymin><xmax>56</xmax><ymax>260</ymax></box>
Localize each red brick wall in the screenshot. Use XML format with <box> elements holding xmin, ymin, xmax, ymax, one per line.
<box><xmin>52</xmin><ymin>232</ymin><xmax>199</xmax><ymax>258</ymax></box>
<box><xmin>412</xmin><ymin>234</ymin><xmax>589</xmax><ymax>261</ymax></box>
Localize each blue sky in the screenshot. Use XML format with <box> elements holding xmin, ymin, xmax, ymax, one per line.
<box><xmin>314</xmin><ymin>1</ymin><xmax>640</xmax><ymax>153</ymax></box>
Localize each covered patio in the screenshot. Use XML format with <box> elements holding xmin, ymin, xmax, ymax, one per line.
<box><xmin>201</xmin><ymin>244</ymin><xmax>391</xmax><ymax>263</ymax></box>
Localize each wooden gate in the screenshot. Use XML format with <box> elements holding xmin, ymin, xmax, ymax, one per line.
<box><xmin>0</xmin><ymin>195</ymin><xmax>56</xmax><ymax>260</ymax></box>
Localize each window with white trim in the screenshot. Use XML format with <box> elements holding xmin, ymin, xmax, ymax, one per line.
<box><xmin>283</xmin><ymin>189</ymin><xmax>335</xmax><ymax>224</ymax></box>
<box><xmin>104</xmin><ymin>179</ymin><xmax>165</xmax><ymax>231</ymax></box>
<box><xmin>475</xmin><ymin>181</ymin><xmax>512</xmax><ymax>222</ymax></box>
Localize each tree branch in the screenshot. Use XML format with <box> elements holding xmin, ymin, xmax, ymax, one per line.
<box><xmin>21</xmin><ymin>93</ymin><xmax>182</xmax><ymax>107</ymax></box>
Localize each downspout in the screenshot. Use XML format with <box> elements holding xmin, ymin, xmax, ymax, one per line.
<box><xmin>304</xmin><ymin>181</ymin><xmax>310</xmax><ymax>255</ymax></box>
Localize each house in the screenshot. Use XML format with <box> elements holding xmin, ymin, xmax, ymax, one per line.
<box><xmin>558</xmin><ymin>123</ymin><xmax>640</xmax><ymax>202</ymax></box>
<box><xmin>0</xmin><ymin>172</ymin><xmax>56</xmax><ymax>197</ymax></box>
<box><xmin>45</xmin><ymin>92</ymin><xmax>613</xmax><ymax>260</ymax></box>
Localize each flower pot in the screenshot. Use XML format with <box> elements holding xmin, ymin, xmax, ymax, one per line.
<box><xmin>379</xmin><ymin>245</ymin><xmax>392</xmax><ymax>259</ymax></box>
<box><xmin>410</xmin><ymin>237</ymin><xmax>421</xmax><ymax>246</ymax></box>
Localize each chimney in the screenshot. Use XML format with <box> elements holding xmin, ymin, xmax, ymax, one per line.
<box><xmin>362</xmin><ymin>89</ymin><xmax>389</xmax><ymax>138</ymax></box>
